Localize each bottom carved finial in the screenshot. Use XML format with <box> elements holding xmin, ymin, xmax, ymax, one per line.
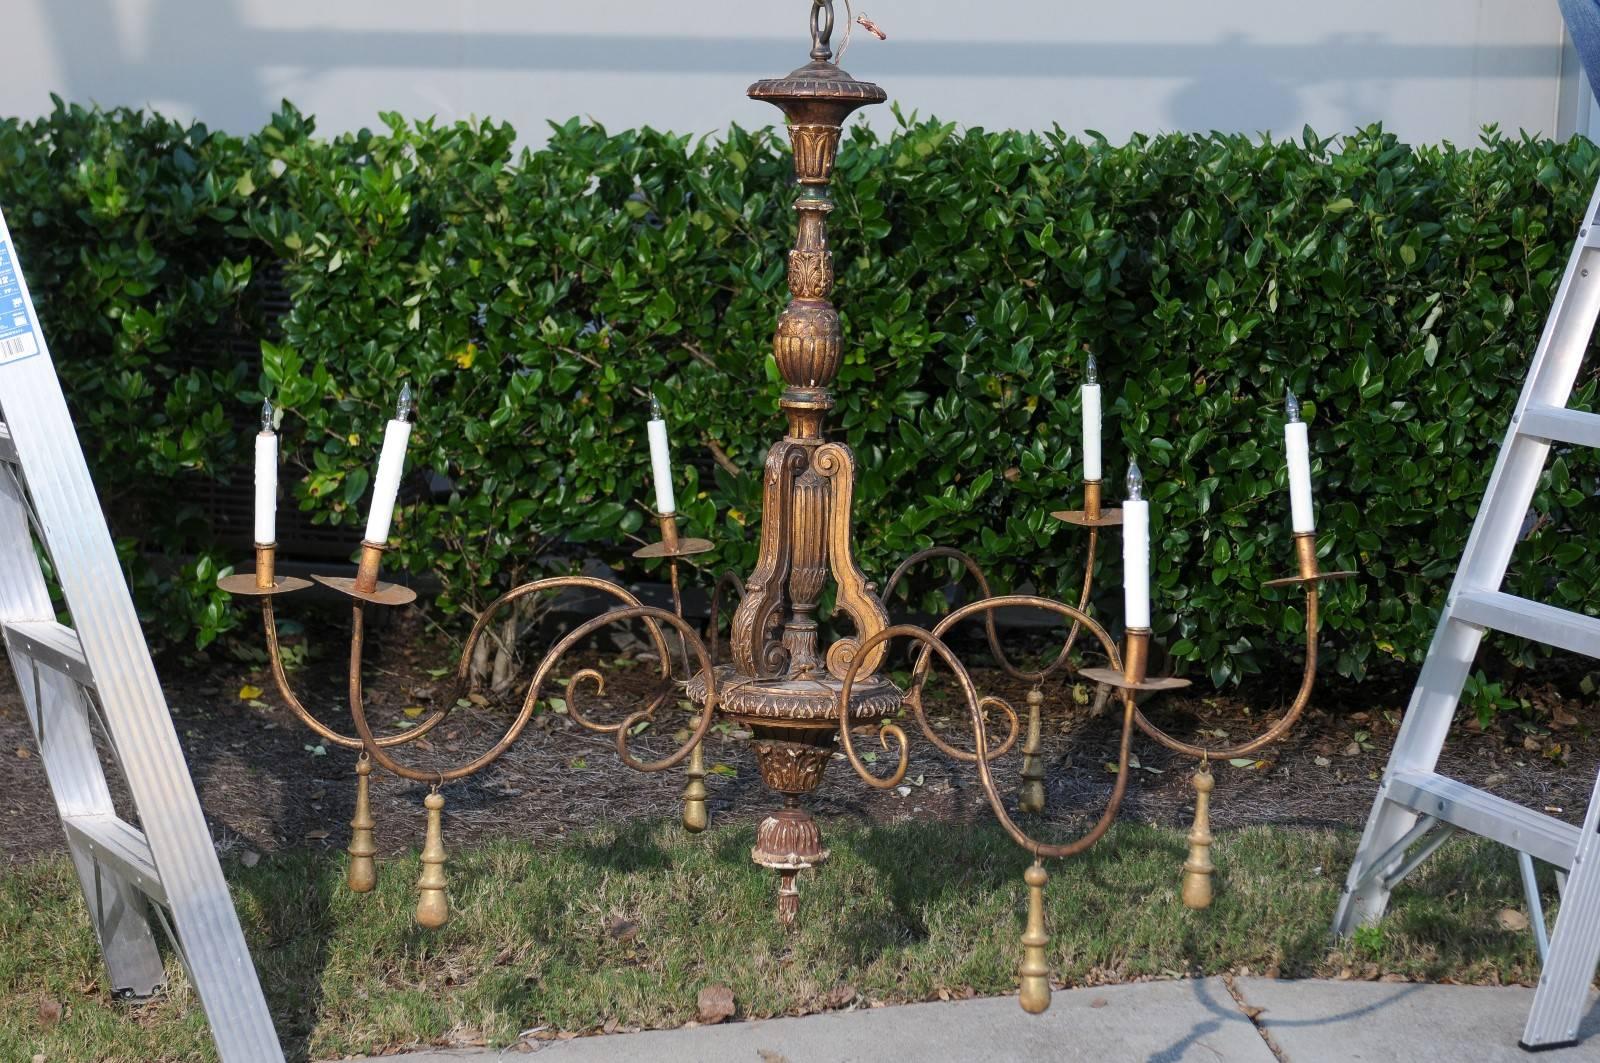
<box><xmin>347</xmin><ymin>755</ymin><xmax>377</xmax><ymax>893</ymax></box>
<box><xmin>415</xmin><ymin>789</ymin><xmax>449</xmax><ymax>928</ymax></box>
<box><xmin>1182</xmin><ymin>762</ymin><xmax>1215</xmax><ymax>910</ymax></box>
<box><xmin>777</xmin><ymin>869</ymin><xmax>801</xmax><ymax>927</ymax></box>
<box><xmin>1018</xmin><ymin>861</ymin><xmax>1051</xmax><ymax>1013</ymax></box>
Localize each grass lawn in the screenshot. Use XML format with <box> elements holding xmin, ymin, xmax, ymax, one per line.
<box><xmin>1</xmin><ymin>821</ymin><xmax>1552</xmax><ymax>1062</ymax></box>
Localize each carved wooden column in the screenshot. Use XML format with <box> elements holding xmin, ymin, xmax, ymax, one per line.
<box><xmin>688</xmin><ymin>5</ymin><xmax>902</xmax><ymax>925</ymax></box>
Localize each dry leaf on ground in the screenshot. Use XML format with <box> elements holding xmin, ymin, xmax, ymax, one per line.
<box><xmin>697</xmin><ymin>985</ymin><xmax>735</xmax><ymax>1024</ymax></box>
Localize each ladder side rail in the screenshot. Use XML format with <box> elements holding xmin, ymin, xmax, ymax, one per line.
<box><xmin>0</xmin><ymin>467</ymin><xmax>165</xmax><ymax>994</ymax></box>
<box><xmin>1521</xmin><ymin>766</ymin><xmax>1600</xmax><ymax>1049</ymax></box>
<box><xmin>0</xmin><ymin>209</ymin><xmax>283</xmax><ymax>1061</ymax></box>
<box><xmin>1336</xmin><ymin>174</ymin><xmax>1600</xmax><ymax>936</ymax></box>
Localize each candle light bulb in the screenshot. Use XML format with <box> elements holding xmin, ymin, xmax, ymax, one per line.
<box><xmin>649</xmin><ymin>391</ymin><xmax>664</xmax><ymax>421</ymax></box>
<box><xmin>1126</xmin><ymin>461</ymin><xmax>1144</xmax><ymax>502</ymax></box>
<box><xmin>1086</xmin><ymin>355</ymin><xmax>1098</xmax><ymax>386</ymax></box>
<box><xmin>260</xmin><ymin>399</ymin><xmax>274</xmax><ymax>433</ymax></box>
<box><xmin>1285</xmin><ymin>388</ymin><xmax>1301</xmax><ymax>423</ymax></box>
<box><xmin>396</xmin><ymin>382</ymin><xmax>414</xmax><ymax>423</ymax></box>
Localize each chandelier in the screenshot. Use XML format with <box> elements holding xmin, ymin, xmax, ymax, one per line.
<box><xmin>218</xmin><ymin>0</ymin><xmax>1347</xmax><ymax>1014</ymax></box>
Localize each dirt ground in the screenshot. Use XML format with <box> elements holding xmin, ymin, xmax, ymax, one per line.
<box><xmin>4</xmin><ymin>603</ymin><xmax>1598</xmax><ymax>866</ymax></box>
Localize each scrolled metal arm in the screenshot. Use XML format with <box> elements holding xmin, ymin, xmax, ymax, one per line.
<box><xmin>883</xmin><ymin>546</ymin><xmax>1089</xmax><ymax>684</ymax></box>
<box><xmin>345</xmin><ymin>577</ymin><xmax>713</xmax><ymax>783</ymax></box>
<box><xmin>837</xmin><ymin>604</ymin><xmax>1139</xmax><ymax>859</ymax></box>
<box><xmin>259</xmin><ymin>595</ymin><xmax>450</xmax><ymax>751</ymax></box>
<box><xmin>1130</xmin><ymin>584</ymin><xmax>1320</xmax><ymax>761</ymax></box>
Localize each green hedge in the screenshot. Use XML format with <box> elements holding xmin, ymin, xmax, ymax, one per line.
<box><xmin>3</xmin><ymin>100</ymin><xmax>1598</xmax><ymax>687</ymax></box>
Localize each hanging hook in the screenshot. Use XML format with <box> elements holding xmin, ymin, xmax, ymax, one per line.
<box><xmin>810</xmin><ymin>0</ymin><xmax>836</xmax><ymax>62</ymax></box>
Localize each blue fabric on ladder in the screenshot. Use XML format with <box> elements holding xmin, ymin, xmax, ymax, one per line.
<box><xmin>1561</xmin><ymin>0</ymin><xmax>1600</xmax><ymax>95</ymax></box>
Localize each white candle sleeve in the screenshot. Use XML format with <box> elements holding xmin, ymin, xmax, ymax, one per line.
<box><xmin>1122</xmin><ymin>498</ymin><xmax>1151</xmax><ymax>628</ymax></box>
<box><xmin>364</xmin><ymin>418</ymin><xmax>413</xmax><ymax>544</ymax></box>
<box><xmin>1285</xmin><ymin>421</ymin><xmax>1314</xmax><ymax>533</ymax></box>
<box><xmin>253</xmin><ymin>431</ymin><xmax>277</xmax><ymax>545</ymax></box>
<box><xmin>1082</xmin><ymin>382</ymin><xmax>1102</xmax><ymax>481</ymax></box>
<box><xmin>647</xmin><ymin>418</ymin><xmax>676</xmax><ymax>515</ymax></box>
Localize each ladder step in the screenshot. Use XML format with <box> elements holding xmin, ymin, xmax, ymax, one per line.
<box><xmin>1386</xmin><ymin>770</ymin><xmax>1580</xmax><ymax>870</ymax></box>
<box><xmin>2</xmin><ymin>619</ymin><xmax>94</xmax><ymax>687</ymax></box>
<box><xmin>1453</xmin><ymin>591</ymin><xmax>1600</xmax><ymax>659</ymax></box>
<box><xmin>1519</xmin><ymin>404</ymin><xmax>1600</xmax><ymax>448</ymax></box>
<box><xmin>61</xmin><ymin>813</ymin><xmax>167</xmax><ymax>906</ymax></box>
<box><xmin>0</xmin><ymin>423</ymin><xmax>16</xmax><ymax>464</ymax></box>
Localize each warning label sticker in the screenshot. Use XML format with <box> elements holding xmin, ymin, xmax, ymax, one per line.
<box><xmin>0</xmin><ymin>239</ymin><xmax>40</xmax><ymax>365</ymax></box>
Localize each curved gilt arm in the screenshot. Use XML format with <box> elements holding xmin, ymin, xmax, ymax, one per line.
<box><xmin>260</xmin><ymin>596</ymin><xmax>449</xmax><ymax>751</ymax></box>
<box><xmin>884</xmin><ymin>541</ymin><xmax>1096</xmax><ymax>685</ymax></box>
<box><xmin>813</xmin><ymin>442</ymin><xmax>891</xmax><ymax>681</ymax></box>
<box><xmin>345</xmin><ymin>577</ymin><xmax>716</xmax><ymax>784</ymax></box>
<box><xmin>839</xmin><ymin>598</ymin><xmax>1140</xmax><ymax>859</ymax></box>
<box><xmin>1132</xmin><ymin>585</ymin><xmax>1319</xmax><ymax>761</ymax></box>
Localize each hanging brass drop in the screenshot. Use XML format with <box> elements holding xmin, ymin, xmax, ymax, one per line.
<box><xmin>681</xmin><ymin>739</ymin><xmax>709</xmax><ymax>833</ymax></box>
<box><xmin>415</xmin><ymin>788</ymin><xmax>449</xmax><ymax>928</ymax></box>
<box><xmin>346</xmin><ymin>754</ymin><xmax>377</xmax><ymax>893</ymax></box>
<box><xmin>1018</xmin><ymin>860</ymin><xmax>1051</xmax><ymax>1013</ymax></box>
<box><xmin>1018</xmin><ymin>687</ymin><xmax>1046</xmax><ymax>814</ymax></box>
<box><xmin>1182</xmin><ymin>761</ymin><xmax>1215</xmax><ymax>910</ymax></box>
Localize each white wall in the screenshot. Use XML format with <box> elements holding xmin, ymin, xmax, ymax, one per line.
<box><xmin>0</xmin><ymin>1</ymin><xmax>1581</xmax><ymax>146</ymax></box>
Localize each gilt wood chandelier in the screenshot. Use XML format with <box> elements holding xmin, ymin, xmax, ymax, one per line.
<box><xmin>218</xmin><ymin>0</ymin><xmax>1348</xmax><ymax>1014</ymax></box>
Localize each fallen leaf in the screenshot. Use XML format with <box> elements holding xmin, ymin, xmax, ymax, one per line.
<box><xmin>304</xmin><ymin>829</ymin><xmax>330</xmax><ymax>842</ymax></box>
<box><xmin>1497</xmin><ymin>908</ymin><xmax>1530</xmax><ymax>932</ymax></box>
<box><xmin>1240</xmin><ymin>1003</ymin><xmax>1265</xmax><ymax>1019</ymax></box>
<box><xmin>15</xmin><ymin>746</ymin><xmax>31</xmax><ymax>759</ymax></box>
<box><xmin>402</xmin><ymin>706</ymin><xmax>425</xmax><ymax>718</ymax></box>
<box><xmin>757</xmin><ymin>1051</ymin><xmax>790</xmax><ymax>1063</ymax></box>
<box><xmin>469</xmin><ymin>693</ymin><xmax>490</xmax><ymax>708</ymax></box>
<box><xmin>697</xmin><ymin>985</ymin><xmax>735</xmax><ymax>1024</ymax></box>
<box><xmin>1313</xmin><ymin>756</ymin><xmax>1331</xmax><ymax>767</ymax></box>
<box><xmin>37</xmin><ymin>996</ymin><xmax>62</xmax><ymax>1028</ymax></box>
<box><xmin>239</xmin><ymin>850</ymin><xmax>260</xmax><ymax>868</ymax></box>
<box><xmin>238</xmin><ymin>684</ymin><xmax>263</xmax><ymax>700</ymax></box>
<box><xmin>823</xmin><ymin>983</ymin><xmax>856</xmax><ymax>1009</ymax></box>
<box><xmin>709</xmin><ymin>763</ymin><xmax>737</xmax><ymax>777</ymax></box>
<box><xmin>1089</xmin><ymin>997</ymin><xmax>1108</xmax><ymax>1009</ymax></box>
<box><xmin>605</xmin><ymin>915</ymin><xmax>639</xmax><ymax>943</ymax></box>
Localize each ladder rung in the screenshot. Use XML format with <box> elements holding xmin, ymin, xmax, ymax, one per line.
<box><xmin>1386</xmin><ymin>770</ymin><xmax>1579</xmax><ymax>870</ymax></box>
<box><xmin>61</xmin><ymin>813</ymin><xmax>167</xmax><ymax>906</ymax></box>
<box><xmin>1519</xmin><ymin>405</ymin><xmax>1600</xmax><ymax>448</ymax></box>
<box><xmin>1453</xmin><ymin>590</ymin><xmax>1600</xmax><ymax>659</ymax></box>
<box><xmin>0</xmin><ymin>423</ymin><xmax>16</xmax><ymax>463</ymax></box>
<box><xmin>3</xmin><ymin>619</ymin><xmax>95</xmax><ymax>687</ymax></box>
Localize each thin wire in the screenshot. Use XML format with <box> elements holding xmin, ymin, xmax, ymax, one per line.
<box><xmin>836</xmin><ymin>0</ymin><xmax>855</xmax><ymax>64</ymax></box>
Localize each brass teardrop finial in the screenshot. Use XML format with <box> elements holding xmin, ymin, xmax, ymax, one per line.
<box><xmin>682</xmin><ymin>740</ymin><xmax>709</xmax><ymax>833</ymax></box>
<box><xmin>415</xmin><ymin>789</ymin><xmax>449</xmax><ymax>928</ymax></box>
<box><xmin>1018</xmin><ymin>688</ymin><xmax>1046</xmax><ymax>814</ymax></box>
<box><xmin>1018</xmin><ymin>861</ymin><xmax>1052</xmax><ymax>1014</ymax></box>
<box><xmin>347</xmin><ymin>755</ymin><xmax>377</xmax><ymax>893</ymax></box>
<box><xmin>1182</xmin><ymin>762</ymin><xmax>1216</xmax><ymax>910</ymax></box>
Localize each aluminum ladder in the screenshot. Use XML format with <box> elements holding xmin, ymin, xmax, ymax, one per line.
<box><xmin>1334</xmin><ymin>174</ymin><xmax>1600</xmax><ymax>1051</ymax></box>
<box><xmin>0</xmin><ymin>205</ymin><xmax>282</xmax><ymax>1060</ymax></box>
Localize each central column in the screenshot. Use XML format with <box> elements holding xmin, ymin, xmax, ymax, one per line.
<box><xmin>688</xmin><ymin>9</ymin><xmax>902</xmax><ymax>926</ymax></box>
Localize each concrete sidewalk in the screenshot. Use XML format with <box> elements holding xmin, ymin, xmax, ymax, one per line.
<box><xmin>371</xmin><ymin>978</ymin><xmax>1600</xmax><ymax>1062</ymax></box>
